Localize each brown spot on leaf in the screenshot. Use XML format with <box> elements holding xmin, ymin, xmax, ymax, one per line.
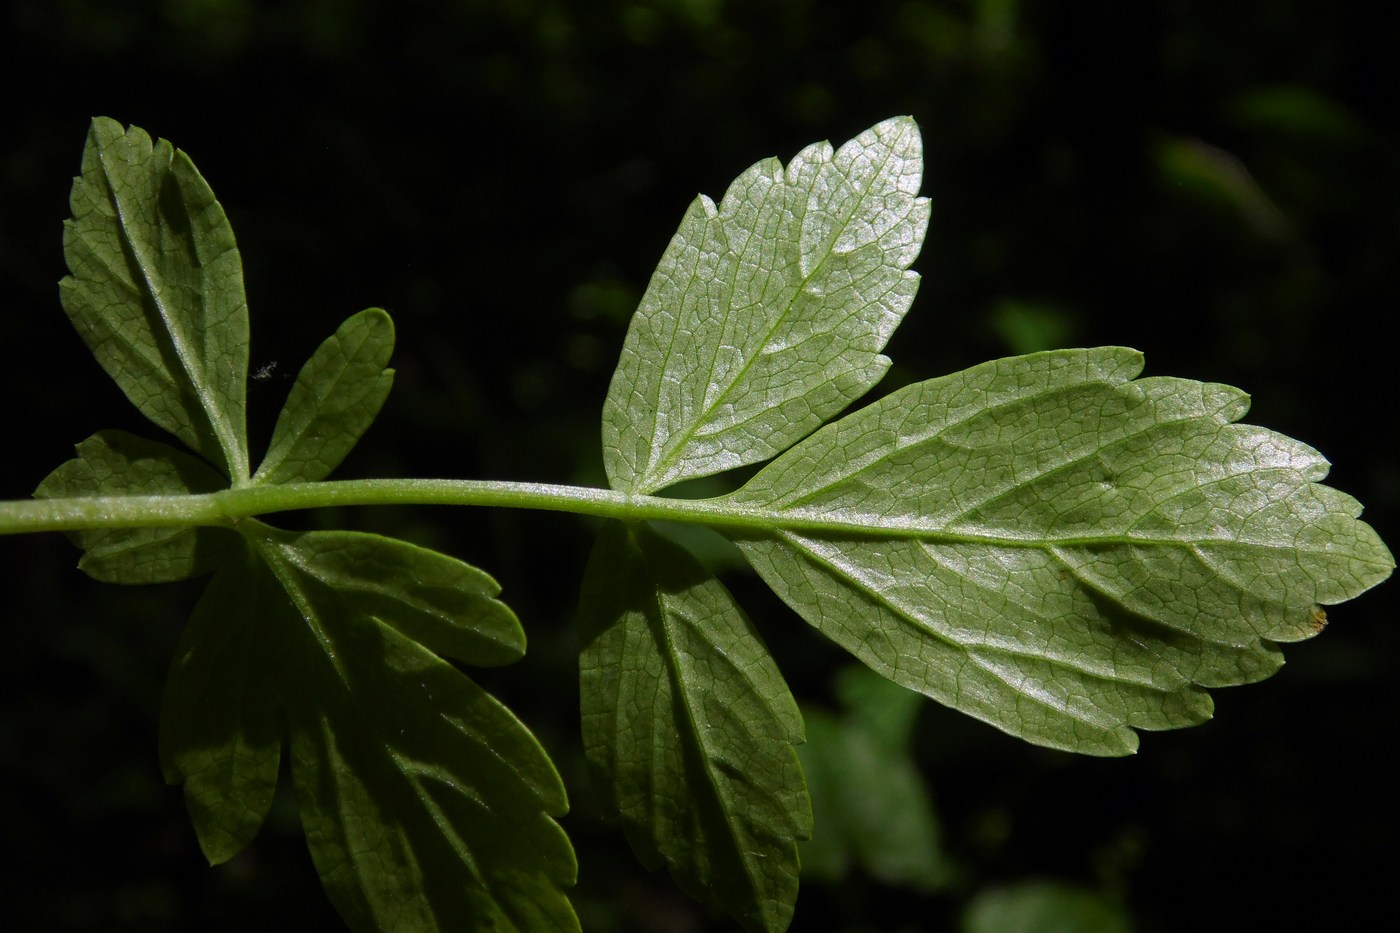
<box><xmin>1310</xmin><ymin>607</ymin><xmax>1328</xmax><ymax>633</ymax></box>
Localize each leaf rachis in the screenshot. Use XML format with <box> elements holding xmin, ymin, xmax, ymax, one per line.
<box><xmin>3</xmin><ymin>114</ymin><xmax>1390</xmax><ymax>933</ymax></box>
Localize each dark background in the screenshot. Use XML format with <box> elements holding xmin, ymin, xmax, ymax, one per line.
<box><xmin>1</xmin><ymin>1</ymin><xmax>1395</xmax><ymax>930</ymax></box>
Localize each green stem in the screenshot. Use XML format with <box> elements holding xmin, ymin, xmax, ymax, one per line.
<box><xmin>0</xmin><ymin>477</ymin><xmax>1294</xmax><ymax>552</ymax></box>
<box><xmin>0</xmin><ymin>478</ymin><xmax>796</xmax><ymax>537</ymax></box>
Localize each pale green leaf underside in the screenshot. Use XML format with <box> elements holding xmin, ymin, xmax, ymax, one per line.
<box><xmin>579</xmin><ymin>522</ymin><xmax>810</xmax><ymax>933</ymax></box>
<box><xmin>724</xmin><ymin>348</ymin><xmax>1394</xmax><ymax>754</ymax></box>
<box><xmin>256</xmin><ymin>308</ymin><xmax>395</xmax><ymax>486</ymax></box>
<box><xmin>61</xmin><ymin>117</ymin><xmax>250</xmax><ymax>480</ymax></box>
<box><xmin>603</xmin><ymin>116</ymin><xmax>930</xmax><ymax>494</ymax></box>
<box><xmin>160</xmin><ymin>527</ymin><xmax>575</xmax><ymax>932</ymax></box>
<box><xmin>34</xmin><ymin>430</ymin><xmax>232</xmax><ymax>583</ymax></box>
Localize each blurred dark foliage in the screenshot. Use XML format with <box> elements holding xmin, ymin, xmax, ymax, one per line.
<box><xmin>0</xmin><ymin>1</ymin><xmax>1394</xmax><ymax>930</ymax></box>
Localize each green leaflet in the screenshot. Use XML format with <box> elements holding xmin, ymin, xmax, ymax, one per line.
<box><xmin>34</xmin><ymin>430</ymin><xmax>233</xmax><ymax>583</ymax></box>
<box><xmin>160</xmin><ymin>541</ymin><xmax>282</xmax><ymax>863</ymax></box>
<box><xmin>799</xmin><ymin>666</ymin><xmax>948</xmax><ymax>891</ymax></box>
<box><xmin>161</xmin><ymin>527</ymin><xmax>577</xmax><ymax>932</ymax></box>
<box><xmin>255</xmin><ymin>308</ymin><xmax>395</xmax><ymax>485</ymax></box>
<box><xmin>602</xmin><ymin>116</ymin><xmax>929</xmax><ymax>494</ymax></box>
<box><xmin>60</xmin><ymin>117</ymin><xmax>251</xmax><ymax>480</ymax></box>
<box><xmin>578</xmin><ymin>521</ymin><xmax>810</xmax><ymax>933</ymax></box>
<box><xmin>261</xmin><ymin>530</ymin><xmax>575</xmax><ymax>933</ymax></box>
<box><xmin>721</xmin><ymin>348</ymin><xmax>1395</xmax><ymax>754</ymax></box>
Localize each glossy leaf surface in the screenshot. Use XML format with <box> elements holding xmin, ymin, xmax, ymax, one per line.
<box><xmin>579</xmin><ymin>521</ymin><xmax>810</xmax><ymax>932</ymax></box>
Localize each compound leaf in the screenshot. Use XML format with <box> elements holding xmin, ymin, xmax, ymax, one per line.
<box><xmin>34</xmin><ymin>430</ymin><xmax>233</xmax><ymax>584</ymax></box>
<box><xmin>159</xmin><ymin>526</ymin><xmax>577</xmax><ymax>932</ymax></box>
<box><xmin>60</xmin><ymin>117</ymin><xmax>251</xmax><ymax>480</ymax></box>
<box><xmin>578</xmin><ymin>521</ymin><xmax>810</xmax><ymax>933</ymax></box>
<box><xmin>723</xmin><ymin>348</ymin><xmax>1394</xmax><ymax>754</ymax></box>
<box><xmin>255</xmin><ymin>308</ymin><xmax>395</xmax><ymax>485</ymax></box>
<box><xmin>603</xmin><ymin>116</ymin><xmax>929</xmax><ymax>494</ymax></box>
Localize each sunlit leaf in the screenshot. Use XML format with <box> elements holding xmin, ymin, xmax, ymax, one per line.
<box><xmin>579</xmin><ymin>521</ymin><xmax>810</xmax><ymax>932</ymax></box>
<box><xmin>60</xmin><ymin>117</ymin><xmax>251</xmax><ymax>479</ymax></box>
<box><xmin>603</xmin><ymin>116</ymin><xmax>930</xmax><ymax>494</ymax></box>
<box><xmin>722</xmin><ymin>348</ymin><xmax>1394</xmax><ymax>754</ymax></box>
